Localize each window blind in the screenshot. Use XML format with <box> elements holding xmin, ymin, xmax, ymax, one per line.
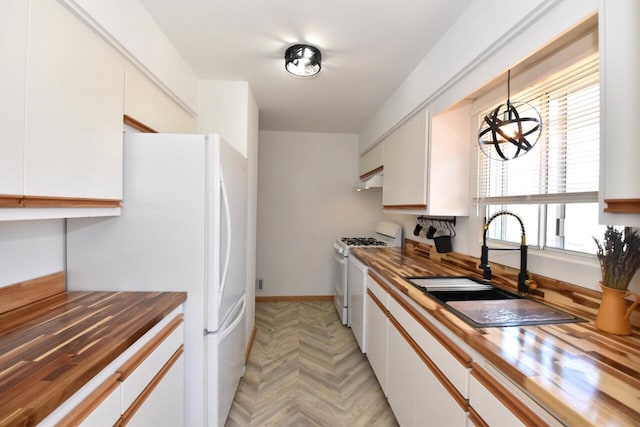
<box><xmin>476</xmin><ymin>53</ymin><xmax>600</xmax><ymax>205</ymax></box>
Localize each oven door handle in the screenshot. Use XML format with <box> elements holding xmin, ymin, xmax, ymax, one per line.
<box><xmin>333</xmin><ymin>251</ymin><xmax>347</xmax><ymax>264</ymax></box>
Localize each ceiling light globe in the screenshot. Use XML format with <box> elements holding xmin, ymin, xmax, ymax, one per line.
<box><xmin>478</xmin><ymin>102</ymin><xmax>542</xmax><ymax>161</ymax></box>
<box><xmin>285</xmin><ymin>44</ymin><xmax>321</xmax><ymax>77</ymax></box>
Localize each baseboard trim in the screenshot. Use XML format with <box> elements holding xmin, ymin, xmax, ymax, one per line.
<box><xmin>245</xmin><ymin>325</ymin><xmax>257</xmax><ymax>365</ymax></box>
<box><xmin>255</xmin><ymin>295</ymin><xmax>334</xmax><ymax>302</ymax></box>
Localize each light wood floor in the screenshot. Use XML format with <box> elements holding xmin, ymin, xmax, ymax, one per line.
<box><xmin>225</xmin><ymin>301</ymin><xmax>398</xmax><ymax>427</ymax></box>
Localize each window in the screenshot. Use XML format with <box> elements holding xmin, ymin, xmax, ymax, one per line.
<box><xmin>476</xmin><ymin>53</ymin><xmax>605</xmax><ymax>254</ymax></box>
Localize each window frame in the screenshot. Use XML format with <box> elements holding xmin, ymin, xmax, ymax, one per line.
<box><xmin>474</xmin><ymin>53</ymin><xmax>601</xmax><ymax>256</ymax></box>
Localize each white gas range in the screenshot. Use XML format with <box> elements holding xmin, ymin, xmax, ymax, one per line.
<box><xmin>332</xmin><ymin>221</ymin><xmax>403</xmax><ymax>327</ymax></box>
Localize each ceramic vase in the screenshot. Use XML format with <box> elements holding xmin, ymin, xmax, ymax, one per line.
<box><xmin>595</xmin><ymin>283</ymin><xmax>639</xmax><ymax>335</ymax></box>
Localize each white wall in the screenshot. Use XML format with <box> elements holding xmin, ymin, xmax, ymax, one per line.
<box><xmin>359</xmin><ymin>0</ymin><xmax>598</xmax><ymax>151</ymax></box>
<box><xmin>257</xmin><ymin>131</ymin><xmax>383</xmax><ymax>296</ymax></box>
<box><xmin>245</xmin><ymin>88</ymin><xmax>259</xmax><ymax>348</ymax></box>
<box><xmin>0</xmin><ymin>220</ymin><xmax>65</xmax><ymax>287</ymax></box>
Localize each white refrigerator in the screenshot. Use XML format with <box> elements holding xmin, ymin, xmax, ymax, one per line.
<box><xmin>66</xmin><ymin>133</ymin><xmax>247</xmax><ymax>427</ymax></box>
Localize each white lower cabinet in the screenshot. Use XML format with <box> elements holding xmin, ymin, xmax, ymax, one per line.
<box><xmin>389</xmin><ymin>298</ymin><xmax>470</xmax><ymax>399</ymax></box>
<box><xmin>387</xmin><ymin>313</ymin><xmax>468</xmax><ymax>427</ymax></box>
<box><xmin>363</xmin><ymin>270</ymin><xmax>562</xmax><ymax>427</ymax></box>
<box><xmin>365</xmin><ymin>289</ymin><xmax>389</xmax><ymax>395</ymax></box>
<box><xmin>387</xmin><ymin>324</ymin><xmax>418</xmax><ymax>426</ymax></box>
<box><xmin>124</xmin><ymin>351</ymin><xmax>185</xmax><ymax>427</ymax></box>
<box><xmin>119</xmin><ymin>321</ymin><xmax>184</xmax><ymax>411</ymax></box>
<box><xmin>43</xmin><ymin>307</ymin><xmax>185</xmax><ymax>427</ymax></box>
<box><xmin>468</xmin><ymin>364</ymin><xmax>556</xmax><ymax>427</ymax></box>
<box><xmin>80</xmin><ymin>382</ymin><xmax>121</xmax><ymax>427</ymax></box>
<box><xmin>469</xmin><ymin>372</ymin><xmax>523</xmax><ymax>427</ymax></box>
<box><xmin>118</xmin><ymin>318</ymin><xmax>185</xmax><ymax>426</ymax></box>
<box><xmin>413</xmin><ymin>354</ymin><xmax>468</xmax><ymax>427</ymax></box>
<box><xmin>366</xmin><ymin>273</ymin><xmax>469</xmax><ymax>426</ymax></box>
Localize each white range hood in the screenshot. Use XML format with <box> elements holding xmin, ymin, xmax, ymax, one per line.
<box><xmin>355</xmin><ymin>174</ymin><xmax>382</xmax><ymax>192</ymax></box>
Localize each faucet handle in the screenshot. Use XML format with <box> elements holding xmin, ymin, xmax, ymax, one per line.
<box><xmin>525</xmin><ymin>272</ymin><xmax>537</xmax><ymax>291</ymax></box>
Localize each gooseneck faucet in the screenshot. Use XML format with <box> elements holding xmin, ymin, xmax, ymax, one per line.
<box><xmin>479</xmin><ymin>210</ymin><xmax>533</xmax><ymax>294</ymax></box>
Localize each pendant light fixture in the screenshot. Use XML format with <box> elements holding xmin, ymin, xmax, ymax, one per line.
<box><xmin>478</xmin><ymin>70</ymin><xmax>542</xmax><ymax>161</ymax></box>
<box><xmin>285</xmin><ymin>44</ymin><xmax>321</xmax><ymax>77</ymax></box>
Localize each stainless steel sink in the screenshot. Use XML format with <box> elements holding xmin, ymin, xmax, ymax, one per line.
<box><xmin>405</xmin><ymin>276</ymin><xmax>584</xmax><ymax>328</ymax></box>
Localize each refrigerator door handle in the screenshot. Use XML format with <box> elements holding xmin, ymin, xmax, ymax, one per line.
<box><xmin>219</xmin><ymin>170</ymin><xmax>232</xmax><ymax>306</ymax></box>
<box><xmin>207</xmin><ymin>295</ymin><xmax>245</xmax><ymax>339</ymax></box>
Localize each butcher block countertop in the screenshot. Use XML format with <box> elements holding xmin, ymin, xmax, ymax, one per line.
<box><xmin>352</xmin><ymin>240</ymin><xmax>640</xmax><ymax>427</ymax></box>
<box><xmin>0</xmin><ymin>288</ymin><xmax>186</xmax><ymax>426</ymax></box>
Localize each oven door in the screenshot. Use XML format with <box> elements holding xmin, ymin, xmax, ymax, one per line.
<box><xmin>332</xmin><ymin>250</ymin><xmax>348</xmax><ymax>325</ymax></box>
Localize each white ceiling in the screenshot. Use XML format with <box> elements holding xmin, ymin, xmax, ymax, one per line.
<box><xmin>138</xmin><ymin>0</ymin><xmax>472</xmax><ymax>133</ymax></box>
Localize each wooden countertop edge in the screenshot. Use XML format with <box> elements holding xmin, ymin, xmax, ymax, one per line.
<box><xmin>352</xmin><ymin>245</ymin><xmax>640</xmax><ymax>426</ymax></box>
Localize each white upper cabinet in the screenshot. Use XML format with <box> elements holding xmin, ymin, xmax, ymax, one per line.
<box><xmin>382</xmin><ymin>103</ymin><xmax>470</xmax><ymax>215</ymax></box>
<box><xmin>0</xmin><ymin>1</ymin><xmax>29</xmax><ymax>197</ymax></box>
<box><xmin>24</xmin><ymin>0</ymin><xmax>124</xmax><ymax>200</ymax></box>
<box><xmin>383</xmin><ymin>109</ymin><xmax>429</xmax><ymax>209</ymax></box>
<box><xmin>599</xmin><ymin>0</ymin><xmax>640</xmax><ymax>224</ymax></box>
<box><xmin>359</xmin><ymin>141</ymin><xmax>384</xmax><ymax>178</ymax></box>
<box><xmin>428</xmin><ymin>103</ymin><xmax>471</xmax><ymax>216</ymax></box>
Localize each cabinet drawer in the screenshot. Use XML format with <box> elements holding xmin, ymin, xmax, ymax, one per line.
<box><xmin>119</xmin><ymin>315</ymin><xmax>184</xmax><ymax>411</ymax></box>
<box><xmin>469</xmin><ymin>364</ymin><xmax>549</xmax><ymax>427</ymax></box>
<box><xmin>78</xmin><ymin>381</ymin><xmax>121</xmax><ymax>427</ymax></box>
<box><xmin>365</xmin><ymin>292</ymin><xmax>389</xmax><ymax>395</ymax></box>
<box><xmin>389</xmin><ymin>297</ymin><xmax>470</xmax><ymax>398</ymax></box>
<box><xmin>367</xmin><ymin>272</ymin><xmax>389</xmax><ymax>309</ymax></box>
<box><xmin>120</xmin><ymin>349</ymin><xmax>184</xmax><ymax>426</ymax></box>
<box><xmin>57</xmin><ymin>373</ymin><xmax>121</xmax><ymax>427</ymax></box>
<box><xmin>469</xmin><ymin>373</ymin><xmax>524</xmax><ymax>427</ymax></box>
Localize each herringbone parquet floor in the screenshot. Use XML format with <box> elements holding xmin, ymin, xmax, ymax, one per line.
<box><xmin>225</xmin><ymin>301</ymin><xmax>398</xmax><ymax>427</ymax></box>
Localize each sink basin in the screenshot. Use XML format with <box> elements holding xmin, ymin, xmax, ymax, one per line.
<box><xmin>405</xmin><ymin>276</ymin><xmax>584</xmax><ymax>328</ymax></box>
<box><xmin>407</xmin><ymin>276</ymin><xmax>494</xmax><ymax>292</ymax></box>
<box><xmin>407</xmin><ymin>276</ymin><xmax>522</xmax><ymax>302</ymax></box>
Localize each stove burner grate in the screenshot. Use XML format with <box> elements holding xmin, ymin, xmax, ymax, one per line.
<box><xmin>341</xmin><ymin>237</ymin><xmax>387</xmax><ymax>247</ymax></box>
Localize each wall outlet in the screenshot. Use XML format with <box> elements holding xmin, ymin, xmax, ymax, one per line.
<box><xmin>256</xmin><ymin>278</ymin><xmax>264</xmax><ymax>292</ymax></box>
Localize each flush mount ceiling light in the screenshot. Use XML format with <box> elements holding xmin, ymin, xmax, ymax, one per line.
<box><xmin>478</xmin><ymin>70</ymin><xmax>542</xmax><ymax>161</ymax></box>
<box><xmin>285</xmin><ymin>44</ymin><xmax>321</xmax><ymax>77</ymax></box>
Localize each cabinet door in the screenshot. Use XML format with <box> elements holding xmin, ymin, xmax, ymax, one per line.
<box><xmin>120</xmin><ymin>321</ymin><xmax>184</xmax><ymax>410</ymax></box>
<box><xmin>25</xmin><ymin>0</ymin><xmax>124</xmax><ymax>200</ymax></box>
<box><xmin>0</xmin><ymin>0</ymin><xmax>29</xmax><ymax>196</ymax></box>
<box><xmin>78</xmin><ymin>381</ymin><xmax>122</xmax><ymax>427</ymax></box>
<box><xmin>389</xmin><ymin>298</ymin><xmax>470</xmax><ymax>398</ymax></box>
<box><xmin>382</xmin><ymin>109</ymin><xmax>428</xmax><ymax>208</ymax></box>
<box><xmin>469</xmin><ymin>373</ymin><xmax>524</xmax><ymax>427</ymax></box>
<box><xmin>428</xmin><ymin>103</ymin><xmax>471</xmax><ymax>216</ymax></box>
<box><xmin>413</xmin><ymin>357</ymin><xmax>468</xmax><ymax>426</ymax></box>
<box><xmin>600</xmin><ymin>0</ymin><xmax>640</xmax><ymax>222</ymax></box>
<box><xmin>365</xmin><ymin>291</ymin><xmax>388</xmax><ymax>395</ymax></box>
<box><xmin>360</xmin><ymin>142</ymin><xmax>384</xmax><ymax>178</ymax></box>
<box><xmin>469</xmin><ymin>365</ymin><xmax>549</xmax><ymax>427</ymax></box>
<box><xmin>387</xmin><ymin>323</ymin><xmax>417</xmax><ymax>426</ymax></box>
<box><xmin>125</xmin><ymin>351</ymin><xmax>184</xmax><ymax>427</ymax></box>
<box><xmin>348</xmin><ymin>257</ymin><xmax>367</xmax><ymax>352</ymax></box>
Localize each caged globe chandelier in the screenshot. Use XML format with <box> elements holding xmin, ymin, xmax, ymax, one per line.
<box><xmin>478</xmin><ymin>70</ymin><xmax>542</xmax><ymax>161</ymax></box>
<box><xmin>285</xmin><ymin>44</ymin><xmax>321</xmax><ymax>77</ymax></box>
